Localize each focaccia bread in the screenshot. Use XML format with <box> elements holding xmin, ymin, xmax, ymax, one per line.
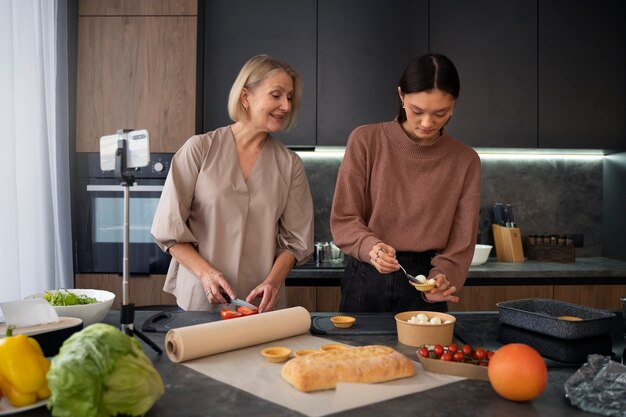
<box><xmin>280</xmin><ymin>345</ymin><xmax>415</xmax><ymax>392</ymax></box>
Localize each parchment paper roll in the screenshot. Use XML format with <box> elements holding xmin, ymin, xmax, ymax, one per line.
<box><xmin>165</xmin><ymin>306</ymin><xmax>311</xmax><ymax>363</ymax></box>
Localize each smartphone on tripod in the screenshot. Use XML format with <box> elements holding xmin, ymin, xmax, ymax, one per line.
<box><xmin>99</xmin><ymin>129</ymin><xmax>150</xmax><ymax>172</ymax></box>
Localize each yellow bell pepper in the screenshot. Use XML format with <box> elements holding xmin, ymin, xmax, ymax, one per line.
<box><xmin>0</xmin><ymin>326</ymin><xmax>51</xmax><ymax>407</ymax></box>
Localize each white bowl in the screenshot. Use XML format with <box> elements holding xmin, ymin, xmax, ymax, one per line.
<box><xmin>471</xmin><ymin>244</ymin><xmax>493</xmax><ymax>266</ymax></box>
<box><xmin>27</xmin><ymin>289</ymin><xmax>115</xmax><ymax>326</ymax></box>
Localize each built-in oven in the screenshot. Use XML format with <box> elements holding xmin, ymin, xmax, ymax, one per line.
<box><xmin>73</xmin><ymin>153</ymin><xmax>173</xmax><ymax>274</ymax></box>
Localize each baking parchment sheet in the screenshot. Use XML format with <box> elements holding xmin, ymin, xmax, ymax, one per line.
<box><xmin>166</xmin><ymin>307</ymin><xmax>463</xmax><ymax>416</ymax></box>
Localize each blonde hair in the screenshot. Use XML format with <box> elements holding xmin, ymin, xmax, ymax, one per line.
<box><xmin>227</xmin><ymin>54</ymin><xmax>302</xmax><ymax>131</ymax></box>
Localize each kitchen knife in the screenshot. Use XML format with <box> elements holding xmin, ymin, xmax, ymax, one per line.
<box><xmin>219</xmin><ymin>290</ymin><xmax>258</xmax><ymax>310</ymax></box>
<box><xmin>506</xmin><ymin>204</ymin><xmax>516</xmax><ymax>228</ymax></box>
<box><xmin>493</xmin><ymin>203</ymin><xmax>506</xmax><ymax>226</ymax></box>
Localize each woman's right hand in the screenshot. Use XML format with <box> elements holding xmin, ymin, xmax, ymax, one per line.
<box><xmin>201</xmin><ymin>271</ymin><xmax>234</xmax><ymax>304</ymax></box>
<box><xmin>368</xmin><ymin>242</ymin><xmax>400</xmax><ymax>274</ymax></box>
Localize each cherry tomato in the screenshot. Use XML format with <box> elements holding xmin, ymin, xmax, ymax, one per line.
<box><xmin>478</xmin><ymin>360</ymin><xmax>489</xmax><ymax>367</ymax></box>
<box><xmin>486</xmin><ymin>350</ymin><xmax>495</xmax><ymax>360</ymax></box>
<box><xmin>440</xmin><ymin>352</ymin><xmax>453</xmax><ymax>361</ymax></box>
<box><xmin>418</xmin><ymin>347</ymin><xmax>430</xmax><ymax>358</ymax></box>
<box><xmin>433</xmin><ymin>344</ymin><xmax>444</xmax><ymax>357</ymax></box>
<box><xmin>236</xmin><ymin>306</ymin><xmax>258</xmax><ymax>316</ymax></box>
<box><xmin>473</xmin><ymin>348</ymin><xmax>487</xmax><ymax>361</ymax></box>
<box><xmin>453</xmin><ymin>352</ymin><xmax>464</xmax><ymax>362</ymax></box>
<box><xmin>447</xmin><ymin>343</ymin><xmax>459</xmax><ymax>354</ymax></box>
<box><xmin>461</xmin><ymin>344</ymin><xmax>473</xmax><ymax>356</ymax></box>
<box><xmin>220</xmin><ymin>309</ymin><xmax>243</xmax><ymax>320</ymax></box>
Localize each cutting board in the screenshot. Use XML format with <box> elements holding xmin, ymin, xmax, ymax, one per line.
<box><xmin>310</xmin><ymin>313</ymin><xmax>397</xmax><ymax>335</ymax></box>
<box><xmin>142</xmin><ymin>311</ymin><xmax>399</xmax><ymax>335</ymax></box>
<box><xmin>141</xmin><ymin>311</ymin><xmax>218</xmax><ymax>332</ymax></box>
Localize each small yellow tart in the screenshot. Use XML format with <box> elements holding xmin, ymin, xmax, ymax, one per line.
<box><xmin>409</xmin><ymin>281</ymin><xmax>436</xmax><ymax>292</ymax></box>
<box><xmin>295</xmin><ymin>349</ymin><xmax>320</xmax><ymax>357</ymax></box>
<box><xmin>320</xmin><ymin>343</ymin><xmax>350</xmax><ymax>352</ymax></box>
<box><xmin>330</xmin><ymin>315</ymin><xmax>356</xmax><ymax>328</ymax></box>
<box><xmin>261</xmin><ymin>347</ymin><xmax>292</xmax><ymax>363</ymax></box>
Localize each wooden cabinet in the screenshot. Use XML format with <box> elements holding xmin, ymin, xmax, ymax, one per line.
<box><xmin>202</xmin><ymin>0</ymin><xmax>317</xmax><ymax>147</ymax></box>
<box><xmin>430</xmin><ymin>0</ymin><xmax>537</xmax><ymax>148</ymax></box>
<box><xmin>538</xmin><ymin>0</ymin><xmax>625</xmax><ymax>150</ymax></box>
<box><xmin>286</xmin><ymin>287</ymin><xmax>316</xmax><ymax>312</ymax></box>
<box><xmin>78</xmin><ymin>0</ymin><xmax>197</xmax><ymax>15</ymax></box>
<box><xmin>553</xmin><ymin>285</ymin><xmax>626</xmax><ymax>311</ymax></box>
<box><xmin>75</xmin><ymin>273</ymin><xmax>176</xmax><ymax>309</ymax></box>
<box><xmin>286</xmin><ymin>286</ymin><xmax>341</xmax><ymax>312</ymax></box>
<box><xmin>449</xmin><ymin>284</ymin><xmax>625</xmax><ymax>312</ymax></box>
<box><xmin>76</xmin><ymin>0</ymin><xmax>197</xmax><ymax>153</ymax></box>
<box><xmin>316</xmin><ymin>0</ymin><xmax>428</xmax><ymax>146</ymax></box>
<box><xmin>448</xmin><ymin>285</ymin><xmax>553</xmax><ymax>312</ymax></box>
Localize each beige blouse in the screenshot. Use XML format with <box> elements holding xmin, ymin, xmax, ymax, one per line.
<box><xmin>151</xmin><ymin>126</ymin><xmax>314</xmax><ymax>311</ymax></box>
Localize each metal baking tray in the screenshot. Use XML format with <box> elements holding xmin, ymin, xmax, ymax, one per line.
<box><xmin>497</xmin><ymin>324</ymin><xmax>613</xmax><ymax>364</ymax></box>
<box><xmin>496</xmin><ymin>298</ymin><xmax>615</xmax><ymax>340</ymax></box>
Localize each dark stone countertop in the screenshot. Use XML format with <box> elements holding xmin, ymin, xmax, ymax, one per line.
<box><xmin>20</xmin><ymin>309</ymin><xmax>625</xmax><ymax>417</ymax></box>
<box><xmin>287</xmin><ymin>256</ymin><xmax>626</xmax><ymax>286</ymax></box>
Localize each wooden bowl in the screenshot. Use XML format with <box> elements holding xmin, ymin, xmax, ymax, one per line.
<box><xmin>330</xmin><ymin>315</ymin><xmax>356</xmax><ymax>328</ymax></box>
<box><xmin>261</xmin><ymin>347</ymin><xmax>292</xmax><ymax>363</ymax></box>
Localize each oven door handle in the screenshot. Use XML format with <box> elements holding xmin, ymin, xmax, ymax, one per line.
<box><xmin>86</xmin><ymin>185</ymin><xmax>164</xmax><ymax>192</ymax></box>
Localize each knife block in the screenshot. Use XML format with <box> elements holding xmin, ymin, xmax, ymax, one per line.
<box><xmin>492</xmin><ymin>225</ymin><xmax>525</xmax><ymax>262</ymax></box>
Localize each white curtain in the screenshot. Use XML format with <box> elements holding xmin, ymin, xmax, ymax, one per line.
<box><xmin>0</xmin><ymin>0</ymin><xmax>72</xmax><ymax>303</ymax></box>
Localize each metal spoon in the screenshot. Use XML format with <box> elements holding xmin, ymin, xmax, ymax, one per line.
<box><xmin>397</xmin><ymin>263</ymin><xmax>420</xmax><ymax>284</ymax></box>
<box><xmin>379</xmin><ymin>248</ymin><xmax>421</xmax><ymax>284</ymax></box>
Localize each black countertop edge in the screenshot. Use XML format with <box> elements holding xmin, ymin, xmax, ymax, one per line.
<box><xmin>287</xmin><ymin>257</ymin><xmax>626</xmax><ymax>286</ymax></box>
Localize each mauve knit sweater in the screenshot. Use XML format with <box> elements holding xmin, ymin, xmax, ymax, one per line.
<box><xmin>330</xmin><ymin>120</ymin><xmax>481</xmax><ymax>290</ymax></box>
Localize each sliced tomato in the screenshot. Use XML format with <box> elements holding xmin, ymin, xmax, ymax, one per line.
<box><xmin>236</xmin><ymin>306</ymin><xmax>258</xmax><ymax>316</ymax></box>
<box><xmin>220</xmin><ymin>309</ymin><xmax>243</xmax><ymax>320</ymax></box>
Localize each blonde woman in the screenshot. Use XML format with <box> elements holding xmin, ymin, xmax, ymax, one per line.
<box><xmin>152</xmin><ymin>55</ymin><xmax>314</xmax><ymax>312</ymax></box>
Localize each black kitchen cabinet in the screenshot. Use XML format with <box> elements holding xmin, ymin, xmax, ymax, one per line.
<box><xmin>538</xmin><ymin>0</ymin><xmax>625</xmax><ymax>150</ymax></box>
<box><xmin>201</xmin><ymin>0</ymin><xmax>625</xmax><ymax>150</ymax></box>
<box><xmin>430</xmin><ymin>0</ymin><xmax>538</xmax><ymax>148</ymax></box>
<box><xmin>316</xmin><ymin>0</ymin><xmax>428</xmax><ymax>146</ymax></box>
<box><xmin>202</xmin><ymin>0</ymin><xmax>317</xmax><ymax>147</ymax></box>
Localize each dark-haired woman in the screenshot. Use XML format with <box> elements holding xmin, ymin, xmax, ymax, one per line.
<box><xmin>330</xmin><ymin>53</ymin><xmax>481</xmax><ymax>313</ymax></box>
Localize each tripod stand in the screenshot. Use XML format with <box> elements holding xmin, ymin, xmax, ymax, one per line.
<box><xmin>114</xmin><ymin>135</ymin><xmax>162</xmax><ymax>355</ymax></box>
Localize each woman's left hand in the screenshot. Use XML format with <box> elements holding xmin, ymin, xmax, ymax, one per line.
<box><xmin>246</xmin><ymin>282</ymin><xmax>281</xmax><ymax>313</ymax></box>
<box><xmin>423</xmin><ymin>273</ymin><xmax>460</xmax><ymax>303</ymax></box>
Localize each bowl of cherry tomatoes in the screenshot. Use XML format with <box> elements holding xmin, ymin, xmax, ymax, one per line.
<box><xmin>416</xmin><ymin>343</ymin><xmax>494</xmax><ymax>380</ymax></box>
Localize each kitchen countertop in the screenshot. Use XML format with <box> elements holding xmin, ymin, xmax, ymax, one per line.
<box><xmin>287</xmin><ymin>256</ymin><xmax>626</xmax><ymax>286</ymax></box>
<box><xmin>18</xmin><ymin>309</ymin><xmax>625</xmax><ymax>417</ymax></box>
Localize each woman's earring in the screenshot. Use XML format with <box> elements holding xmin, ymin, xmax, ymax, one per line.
<box><xmin>401</xmin><ymin>101</ymin><xmax>405</xmax><ymax>109</ymax></box>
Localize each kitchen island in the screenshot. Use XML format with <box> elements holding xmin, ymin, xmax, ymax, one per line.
<box><xmin>18</xmin><ymin>309</ymin><xmax>625</xmax><ymax>417</ymax></box>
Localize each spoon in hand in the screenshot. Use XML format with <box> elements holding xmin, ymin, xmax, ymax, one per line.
<box><xmin>397</xmin><ymin>263</ymin><xmax>420</xmax><ymax>284</ymax></box>
<box><xmin>379</xmin><ymin>248</ymin><xmax>425</xmax><ymax>285</ymax></box>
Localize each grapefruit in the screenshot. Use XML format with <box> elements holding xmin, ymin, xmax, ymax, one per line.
<box><xmin>488</xmin><ymin>343</ymin><xmax>548</xmax><ymax>401</ymax></box>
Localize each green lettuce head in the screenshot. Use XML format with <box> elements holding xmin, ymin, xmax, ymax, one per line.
<box><xmin>47</xmin><ymin>323</ymin><xmax>164</xmax><ymax>417</ymax></box>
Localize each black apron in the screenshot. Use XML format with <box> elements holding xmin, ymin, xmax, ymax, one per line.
<box><xmin>339</xmin><ymin>251</ymin><xmax>447</xmax><ymax>313</ymax></box>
